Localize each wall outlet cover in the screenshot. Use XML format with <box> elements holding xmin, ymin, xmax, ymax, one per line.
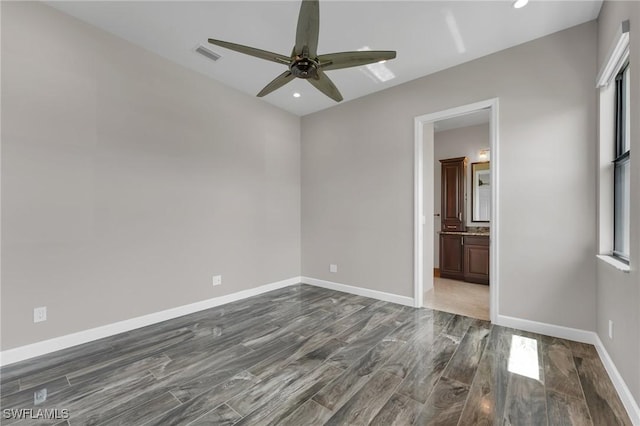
<box><xmin>34</xmin><ymin>388</ymin><xmax>47</xmax><ymax>405</ymax></box>
<box><xmin>33</xmin><ymin>307</ymin><xmax>47</xmax><ymax>323</ymax></box>
<box><xmin>212</xmin><ymin>275</ymin><xmax>222</xmax><ymax>286</ymax></box>
<box><xmin>329</xmin><ymin>264</ymin><xmax>338</xmax><ymax>273</ymax></box>
<box><xmin>608</xmin><ymin>320</ymin><xmax>614</xmax><ymax>339</ymax></box>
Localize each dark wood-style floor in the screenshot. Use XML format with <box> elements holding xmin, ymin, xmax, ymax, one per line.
<box><xmin>0</xmin><ymin>285</ymin><xmax>632</xmax><ymax>425</ymax></box>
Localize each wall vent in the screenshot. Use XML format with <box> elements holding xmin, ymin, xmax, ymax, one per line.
<box><xmin>195</xmin><ymin>45</ymin><xmax>221</xmax><ymax>62</ymax></box>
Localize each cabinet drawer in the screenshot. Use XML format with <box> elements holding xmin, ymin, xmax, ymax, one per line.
<box><xmin>463</xmin><ymin>236</ymin><xmax>489</xmax><ymax>246</ymax></box>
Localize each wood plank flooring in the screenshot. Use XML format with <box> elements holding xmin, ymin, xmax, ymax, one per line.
<box><xmin>0</xmin><ymin>284</ymin><xmax>632</xmax><ymax>425</ymax></box>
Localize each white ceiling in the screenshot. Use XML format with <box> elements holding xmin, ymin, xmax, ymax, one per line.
<box><xmin>47</xmin><ymin>1</ymin><xmax>602</xmax><ymax>116</ymax></box>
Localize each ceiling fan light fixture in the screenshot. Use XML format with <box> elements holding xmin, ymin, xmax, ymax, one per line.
<box><xmin>512</xmin><ymin>0</ymin><xmax>529</xmax><ymax>9</ymax></box>
<box><xmin>208</xmin><ymin>1</ymin><xmax>396</xmax><ymax>102</ymax></box>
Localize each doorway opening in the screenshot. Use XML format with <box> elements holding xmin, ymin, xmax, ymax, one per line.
<box><xmin>413</xmin><ymin>99</ymin><xmax>499</xmax><ymax>323</ymax></box>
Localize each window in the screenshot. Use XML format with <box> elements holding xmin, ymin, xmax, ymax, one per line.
<box><xmin>597</xmin><ymin>20</ymin><xmax>630</xmax><ymax>271</ymax></box>
<box><xmin>613</xmin><ymin>62</ymin><xmax>630</xmax><ymax>262</ymax></box>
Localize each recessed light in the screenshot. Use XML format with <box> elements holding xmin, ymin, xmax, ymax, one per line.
<box><xmin>513</xmin><ymin>0</ymin><xmax>528</xmax><ymax>9</ymax></box>
<box><xmin>293</xmin><ymin>92</ymin><xmax>301</xmax><ymax>98</ymax></box>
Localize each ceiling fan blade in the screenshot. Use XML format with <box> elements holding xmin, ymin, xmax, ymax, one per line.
<box><xmin>294</xmin><ymin>0</ymin><xmax>319</xmax><ymax>57</ymax></box>
<box><xmin>208</xmin><ymin>39</ymin><xmax>290</xmax><ymax>65</ymax></box>
<box><xmin>318</xmin><ymin>51</ymin><xmax>397</xmax><ymax>71</ymax></box>
<box><xmin>257</xmin><ymin>71</ymin><xmax>295</xmax><ymax>97</ymax></box>
<box><xmin>307</xmin><ymin>71</ymin><xmax>343</xmax><ymax>102</ymax></box>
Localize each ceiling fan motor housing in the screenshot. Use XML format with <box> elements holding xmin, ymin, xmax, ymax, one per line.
<box><xmin>290</xmin><ymin>57</ymin><xmax>319</xmax><ymax>79</ymax></box>
<box><xmin>207</xmin><ymin>1</ymin><xmax>395</xmax><ymax>101</ymax></box>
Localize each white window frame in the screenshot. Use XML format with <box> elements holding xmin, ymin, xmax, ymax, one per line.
<box><xmin>597</xmin><ymin>20</ymin><xmax>631</xmax><ymax>272</ymax></box>
<box><xmin>613</xmin><ymin>62</ymin><xmax>630</xmax><ymax>262</ymax></box>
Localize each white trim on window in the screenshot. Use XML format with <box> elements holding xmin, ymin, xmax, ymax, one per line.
<box><xmin>597</xmin><ymin>20</ymin><xmax>629</xmax><ymax>88</ymax></box>
<box><xmin>597</xmin><ymin>255</ymin><xmax>631</xmax><ymax>273</ymax></box>
<box><xmin>597</xmin><ymin>19</ymin><xmax>631</xmax><ymax>269</ymax></box>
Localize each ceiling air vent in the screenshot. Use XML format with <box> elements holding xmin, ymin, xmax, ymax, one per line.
<box><xmin>195</xmin><ymin>45</ymin><xmax>221</xmax><ymax>62</ymax></box>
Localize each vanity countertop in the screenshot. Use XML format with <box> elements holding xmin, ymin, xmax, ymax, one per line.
<box><xmin>439</xmin><ymin>231</ymin><xmax>490</xmax><ymax>236</ymax></box>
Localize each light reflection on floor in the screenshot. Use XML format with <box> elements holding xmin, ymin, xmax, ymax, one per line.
<box><xmin>507</xmin><ymin>334</ymin><xmax>540</xmax><ymax>381</ymax></box>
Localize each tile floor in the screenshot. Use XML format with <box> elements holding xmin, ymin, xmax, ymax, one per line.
<box><xmin>424</xmin><ymin>277</ymin><xmax>490</xmax><ymax>321</ymax></box>
<box><xmin>0</xmin><ymin>284</ymin><xmax>631</xmax><ymax>425</ymax></box>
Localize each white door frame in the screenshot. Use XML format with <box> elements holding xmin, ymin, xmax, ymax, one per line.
<box><xmin>413</xmin><ymin>98</ymin><xmax>499</xmax><ymax>323</ymax></box>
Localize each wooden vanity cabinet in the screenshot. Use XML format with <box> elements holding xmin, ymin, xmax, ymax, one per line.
<box><xmin>439</xmin><ymin>234</ymin><xmax>489</xmax><ymax>285</ymax></box>
<box><xmin>463</xmin><ymin>236</ymin><xmax>490</xmax><ymax>285</ymax></box>
<box><xmin>439</xmin><ymin>234</ymin><xmax>464</xmax><ymax>280</ymax></box>
<box><xmin>440</xmin><ymin>157</ymin><xmax>467</xmax><ymax>232</ymax></box>
<box><xmin>438</xmin><ymin>156</ymin><xmax>489</xmax><ymax>285</ymax></box>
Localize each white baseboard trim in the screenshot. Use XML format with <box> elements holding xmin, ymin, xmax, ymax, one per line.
<box><xmin>0</xmin><ymin>276</ymin><xmax>301</xmax><ymax>367</ymax></box>
<box><xmin>593</xmin><ymin>335</ymin><xmax>640</xmax><ymax>425</ymax></box>
<box><xmin>496</xmin><ymin>314</ymin><xmax>640</xmax><ymax>424</ymax></box>
<box><xmin>301</xmin><ymin>276</ymin><xmax>415</xmax><ymax>307</ymax></box>
<box><xmin>495</xmin><ymin>314</ymin><xmax>595</xmax><ymax>343</ymax></box>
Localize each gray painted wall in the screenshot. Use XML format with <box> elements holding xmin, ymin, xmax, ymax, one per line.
<box><xmin>302</xmin><ymin>22</ymin><xmax>598</xmax><ymax>331</ymax></box>
<box><xmin>596</xmin><ymin>1</ymin><xmax>640</xmax><ymax>406</ymax></box>
<box><xmin>433</xmin><ymin>123</ymin><xmax>490</xmax><ymax>266</ymax></box>
<box><xmin>1</xmin><ymin>2</ymin><xmax>301</xmax><ymax>350</ymax></box>
<box><xmin>5</xmin><ymin>6</ymin><xmax>629</xmax><ymax>409</ymax></box>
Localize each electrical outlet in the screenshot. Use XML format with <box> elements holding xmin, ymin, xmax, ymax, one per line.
<box><xmin>212</xmin><ymin>275</ymin><xmax>222</xmax><ymax>286</ymax></box>
<box><xmin>608</xmin><ymin>320</ymin><xmax>614</xmax><ymax>339</ymax></box>
<box><xmin>34</xmin><ymin>388</ymin><xmax>47</xmax><ymax>405</ymax></box>
<box><xmin>329</xmin><ymin>264</ymin><xmax>338</xmax><ymax>273</ymax></box>
<box><xmin>33</xmin><ymin>307</ymin><xmax>47</xmax><ymax>323</ymax></box>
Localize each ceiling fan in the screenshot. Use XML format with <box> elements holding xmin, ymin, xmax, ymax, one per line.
<box><xmin>208</xmin><ymin>0</ymin><xmax>396</xmax><ymax>102</ymax></box>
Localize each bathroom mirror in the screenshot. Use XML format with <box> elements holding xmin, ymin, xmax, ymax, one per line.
<box><xmin>472</xmin><ymin>162</ymin><xmax>490</xmax><ymax>222</ymax></box>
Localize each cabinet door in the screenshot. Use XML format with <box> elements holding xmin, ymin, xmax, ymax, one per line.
<box><xmin>463</xmin><ymin>236</ymin><xmax>490</xmax><ymax>285</ymax></box>
<box><xmin>440</xmin><ymin>234</ymin><xmax>464</xmax><ymax>280</ymax></box>
<box><xmin>440</xmin><ymin>157</ymin><xmax>466</xmax><ymax>231</ymax></box>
